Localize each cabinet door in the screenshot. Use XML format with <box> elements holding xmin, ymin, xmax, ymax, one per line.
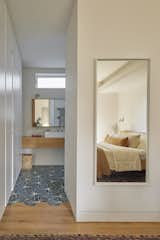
<box><xmin>5</xmin><ymin>15</ymin><xmax>14</xmax><ymax>202</ymax></box>
<box><xmin>0</xmin><ymin>0</ymin><xmax>6</xmax><ymax>217</ymax></box>
<box><xmin>12</xmin><ymin>49</ymin><xmax>22</xmax><ymax>185</ymax></box>
<box><xmin>0</xmin><ymin>0</ymin><xmax>22</xmax><ymax>216</ymax></box>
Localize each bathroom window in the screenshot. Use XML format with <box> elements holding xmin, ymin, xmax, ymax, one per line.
<box><xmin>35</xmin><ymin>73</ymin><xmax>65</xmax><ymax>89</ymax></box>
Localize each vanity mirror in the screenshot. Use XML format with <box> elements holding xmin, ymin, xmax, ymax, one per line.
<box><xmin>32</xmin><ymin>99</ymin><xmax>65</xmax><ymax>128</ymax></box>
<box><xmin>95</xmin><ymin>59</ymin><xmax>149</xmax><ymax>183</ymax></box>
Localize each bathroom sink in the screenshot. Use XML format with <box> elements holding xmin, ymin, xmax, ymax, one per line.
<box><xmin>44</xmin><ymin>131</ymin><xmax>64</xmax><ymax>138</ymax></box>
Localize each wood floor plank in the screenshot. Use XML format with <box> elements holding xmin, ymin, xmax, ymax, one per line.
<box><xmin>0</xmin><ymin>203</ymin><xmax>160</xmax><ymax>235</ymax></box>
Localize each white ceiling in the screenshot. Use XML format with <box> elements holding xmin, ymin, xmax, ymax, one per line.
<box><xmin>6</xmin><ymin>0</ymin><xmax>73</xmax><ymax>68</ymax></box>
<box><xmin>97</xmin><ymin>60</ymin><xmax>128</xmax><ymax>82</ymax></box>
<box><xmin>103</xmin><ymin>70</ymin><xmax>147</xmax><ymax>93</ymax></box>
<box><xmin>97</xmin><ymin>60</ymin><xmax>148</xmax><ymax>93</ymax></box>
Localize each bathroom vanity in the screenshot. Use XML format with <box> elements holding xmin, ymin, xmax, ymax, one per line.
<box><xmin>22</xmin><ymin>98</ymin><xmax>65</xmax><ymax>167</ymax></box>
<box><xmin>22</xmin><ymin>136</ymin><xmax>64</xmax><ymax>148</ymax></box>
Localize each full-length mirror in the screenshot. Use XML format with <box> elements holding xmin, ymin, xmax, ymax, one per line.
<box><xmin>96</xmin><ymin>59</ymin><xmax>149</xmax><ymax>183</ymax></box>
<box><xmin>32</xmin><ymin>99</ymin><xmax>65</xmax><ymax>127</ymax></box>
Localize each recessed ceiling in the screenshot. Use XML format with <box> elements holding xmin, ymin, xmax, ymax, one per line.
<box><xmin>6</xmin><ymin>0</ymin><xmax>74</xmax><ymax>68</ymax></box>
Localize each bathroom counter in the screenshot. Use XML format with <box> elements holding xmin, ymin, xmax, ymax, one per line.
<box><xmin>22</xmin><ymin>136</ymin><xmax>64</xmax><ymax>148</ymax></box>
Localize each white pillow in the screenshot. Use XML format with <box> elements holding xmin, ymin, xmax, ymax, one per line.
<box><xmin>137</xmin><ymin>135</ymin><xmax>147</xmax><ymax>150</ymax></box>
<box><xmin>119</xmin><ymin>131</ymin><xmax>140</xmax><ymax>148</ymax></box>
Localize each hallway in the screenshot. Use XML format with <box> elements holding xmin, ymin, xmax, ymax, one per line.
<box><xmin>0</xmin><ymin>0</ymin><xmax>160</xmax><ymax>230</ymax></box>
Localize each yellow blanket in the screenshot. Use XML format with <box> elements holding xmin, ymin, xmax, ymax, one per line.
<box><xmin>97</xmin><ymin>143</ymin><xmax>142</xmax><ymax>172</ymax></box>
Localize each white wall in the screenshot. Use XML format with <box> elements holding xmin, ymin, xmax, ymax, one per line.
<box><xmin>0</xmin><ymin>0</ymin><xmax>22</xmax><ymax>219</ymax></box>
<box><xmin>97</xmin><ymin>93</ymin><xmax>118</xmax><ymax>142</ymax></box>
<box><xmin>118</xmin><ymin>92</ymin><xmax>147</xmax><ymax>132</ymax></box>
<box><xmin>22</xmin><ymin>67</ymin><xmax>65</xmax><ymax>166</ymax></box>
<box><xmin>75</xmin><ymin>0</ymin><xmax>160</xmax><ymax>221</ymax></box>
<box><xmin>65</xmin><ymin>1</ymin><xmax>77</xmax><ymax>216</ymax></box>
<box><xmin>117</xmin><ymin>64</ymin><xmax>147</xmax><ymax>133</ymax></box>
<box><xmin>32</xmin><ymin>149</ymin><xmax>64</xmax><ymax>166</ymax></box>
<box><xmin>97</xmin><ymin>88</ymin><xmax>147</xmax><ymax>143</ymax></box>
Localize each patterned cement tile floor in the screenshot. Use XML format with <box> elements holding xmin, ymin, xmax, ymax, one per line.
<box><xmin>8</xmin><ymin>166</ymin><xmax>68</xmax><ymax>206</ymax></box>
<box><xmin>97</xmin><ymin>170</ymin><xmax>146</xmax><ymax>182</ymax></box>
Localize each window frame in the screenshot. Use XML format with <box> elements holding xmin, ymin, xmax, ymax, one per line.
<box><xmin>35</xmin><ymin>73</ymin><xmax>66</xmax><ymax>89</ymax></box>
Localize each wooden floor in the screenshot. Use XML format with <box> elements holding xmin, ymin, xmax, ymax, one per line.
<box><xmin>0</xmin><ymin>203</ymin><xmax>160</xmax><ymax>235</ymax></box>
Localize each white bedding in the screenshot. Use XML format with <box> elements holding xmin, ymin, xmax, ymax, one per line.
<box><xmin>97</xmin><ymin>142</ymin><xmax>146</xmax><ymax>172</ymax></box>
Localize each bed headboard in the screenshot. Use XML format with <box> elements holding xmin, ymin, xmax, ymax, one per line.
<box><xmin>120</xmin><ymin>130</ymin><xmax>146</xmax><ymax>135</ymax></box>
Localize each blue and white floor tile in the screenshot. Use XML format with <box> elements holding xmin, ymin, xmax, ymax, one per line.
<box><xmin>8</xmin><ymin>166</ymin><xmax>68</xmax><ymax>206</ymax></box>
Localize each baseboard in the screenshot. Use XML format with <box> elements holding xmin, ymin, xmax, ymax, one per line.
<box><xmin>6</xmin><ymin>165</ymin><xmax>21</xmax><ymax>206</ymax></box>
<box><xmin>0</xmin><ymin>205</ymin><xmax>5</xmax><ymax>221</ymax></box>
<box><xmin>76</xmin><ymin>210</ymin><xmax>160</xmax><ymax>222</ymax></box>
<box><xmin>64</xmin><ymin>189</ymin><xmax>77</xmax><ymax>219</ymax></box>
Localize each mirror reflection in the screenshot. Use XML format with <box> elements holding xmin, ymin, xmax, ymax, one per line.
<box><xmin>96</xmin><ymin>59</ymin><xmax>148</xmax><ymax>183</ymax></box>
<box><xmin>32</xmin><ymin>99</ymin><xmax>65</xmax><ymax>127</ymax></box>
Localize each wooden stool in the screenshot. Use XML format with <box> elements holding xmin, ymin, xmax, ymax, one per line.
<box><xmin>22</xmin><ymin>154</ymin><xmax>32</xmax><ymax>170</ymax></box>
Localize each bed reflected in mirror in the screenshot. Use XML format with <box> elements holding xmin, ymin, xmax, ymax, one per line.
<box><xmin>96</xmin><ymin>59</ymin><xmax>149</xmax><ymax>183</ymax></box>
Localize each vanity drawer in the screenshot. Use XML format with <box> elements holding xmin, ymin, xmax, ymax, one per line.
<box><xmin>22</xmin><ymin>136</ymin><xmax>64</xmax><ymax>148</ymax></box>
